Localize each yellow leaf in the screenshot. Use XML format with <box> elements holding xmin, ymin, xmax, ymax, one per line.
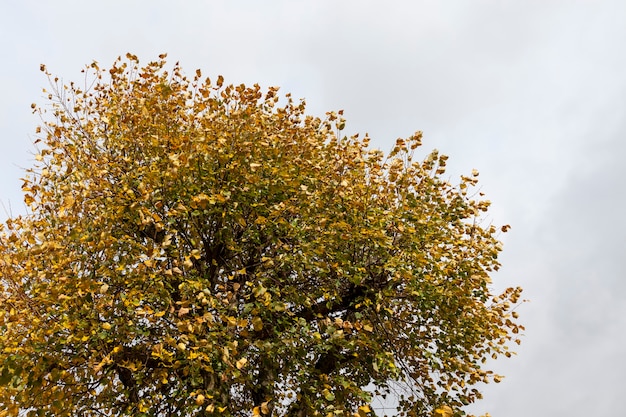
<box><xmin>252</xmin><ymin>316</ymin><xmax>263</xmax><ymax>331</ymax></box>
<box><xmin>434</xmin><ymin>405</ymin><xmax>453</xmax><ymax>417</ymax></box>
<box><xmin>236</xmin><ymin>357</ymin><xmax>248</xmax><ymax>369</ymax></box>
<box><xmin>358</xmin><ymin>404</ymin><xmax>371</xmax><ymax>417</ymax></box>
<box><xmin>23</xmin><ymin>194</ymin><xmax>35</xmax><ymax>206</ymax></box>
<box><xmin>322</xmin><ymin>389</ymin><xmax>335</xmax><ymax>401</ymax></box>
<box><xmin>122</xmin><ymin>361</ymin><xmax>140</xmax><ymax>372</ymax></box>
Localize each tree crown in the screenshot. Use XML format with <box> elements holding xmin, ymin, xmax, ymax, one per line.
<box><xmin>0</xmin><ymin>54</ymin><xmax>523</xmax><ymax>417</ymax></box>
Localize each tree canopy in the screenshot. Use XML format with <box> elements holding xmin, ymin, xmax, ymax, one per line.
<box><xmin>0</xmin><ymin>54</ymin><xmax>523</xmax><ymax>417</ymax></box>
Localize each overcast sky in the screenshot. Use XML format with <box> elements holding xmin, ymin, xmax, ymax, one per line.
<box><xmin>2</xmin><ymin>1</ymin><xmax>625</xmax><ymax>416</ymax></box>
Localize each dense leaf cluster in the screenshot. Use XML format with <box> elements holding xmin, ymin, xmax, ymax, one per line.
<box><xmin>0</xmin><ymin>55</ymin><xmax>522</xmax><ymax>417</ymax></box>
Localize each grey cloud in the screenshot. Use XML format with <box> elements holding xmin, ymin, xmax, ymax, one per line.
<box><xmin>2</xmin><ymin>1</ymin><xmax>626</xmax><ymax>416</ymax></box>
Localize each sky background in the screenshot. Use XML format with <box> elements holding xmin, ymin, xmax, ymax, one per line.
<box><xmin>1</xmin><ymin>1</ymin><xmax>625</xmax><ymax>416</ymax></box>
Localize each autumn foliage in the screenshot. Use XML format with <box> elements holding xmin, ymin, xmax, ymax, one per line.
<box><xmin>0</xmin><ymin>54</ymin><xmax>523</xmax><ymax>417</ymax></box>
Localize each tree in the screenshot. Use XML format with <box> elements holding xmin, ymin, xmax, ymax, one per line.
<box><xmin>0</xmin><ymin>54</ymin><xmax>523</xmax><ymax>417</ymax></box>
